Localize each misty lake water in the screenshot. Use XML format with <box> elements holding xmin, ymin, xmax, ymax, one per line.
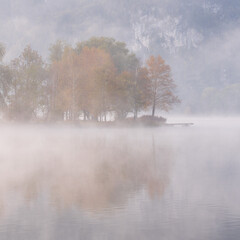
<box><xmin>0</xmin><ymin>117</ymin><xmax>240</xmax><ymax>240</ymax></box>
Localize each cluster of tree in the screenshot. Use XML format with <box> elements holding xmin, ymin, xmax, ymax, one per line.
<box><xmin>201</xmin><ymin>84</ymin><xmax>240</xmax><ymax>114</ymax></box>
<box><xmin>0</xmin><ymin>38</ymin><xmax>179</xmax><ymax>122</ymax></box>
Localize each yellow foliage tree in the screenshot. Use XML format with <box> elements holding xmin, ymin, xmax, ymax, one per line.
<box><xmin>50</xmin><ymin>46</ymin><xmax>116</xmax><ymax>121</ymax></box>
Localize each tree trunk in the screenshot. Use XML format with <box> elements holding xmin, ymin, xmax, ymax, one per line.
<box><xmin>152</xmin><ymin>99</ymin><xmax>156</xmax><ymax>117</ymax></box>
<box><xmin>134</xmin><ymin>108</ymin><xmax>138</xmax><ymax>120</ymax></box>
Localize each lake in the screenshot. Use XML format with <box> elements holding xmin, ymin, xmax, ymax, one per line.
<box><xmin>0</xmin><ymin>117</ymin><xmax>240</xmax><ymax>239</ymax></box>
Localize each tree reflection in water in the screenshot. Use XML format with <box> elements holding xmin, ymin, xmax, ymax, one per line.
<box><xmin>0</xmin><ymin>128</ymin><xmax>173</xmax><ymax>214</ymax></box>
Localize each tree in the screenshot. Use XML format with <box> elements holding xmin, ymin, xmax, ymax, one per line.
<box><xmin>48</xmin><ymin>40</ymin><xmax>66</xmax><ymax>63</ymax></box>
<box><xmin>0</xmin><ymin>44</ymin><xmax>12</xmax><ymax>117</ymax></box>
<box><xmin>132</xmin><ymin>67</ymin><xmax>151</xmax><ymax>119</ymax></box>
<box><xmin>76</xmin><ymin>37</ymin><xmax>141</xmax><ymax>120</ymax></box>
<box><xmin>146</xmin><ymin>55</ymin><xmax>180</xmax><ymax>116</ymax></box>
<box><xmin>49</xmin><ymin>46</ymin><xmax>116</xmax><ymax>121</ymax></box>
<box><xmin>0</xmin><ymin>43</ymin><xmax>5</xmax><ymax>62</ymax></box>
<box><xmin>47</xmin><ymin>40</ymin><xmax>69</xmax><ymax>120</ymax></box>
<box><xmin>0</xmin><ymin>65</ymin><xmax>12</xmax><ymax>116</ymax></box>
<box><xmin>9</xmin><ymin>45</ymin><xmax>47</xmax><ymax>121</ymax></box>
<box><xmin>110</xmin><ymin>71</ymin><xmax>134</xmax><ymax>119</ymax></box>
<box><xmin>0</xmin><ymin>39</ymin><xmax>182</xmax><ymax>122</ymax></box>
<box><xmin>201</xmin><ymin>84</ymin><xmax>240</xmax><ymax>114</ymax></box>
<box><xmin>77</xmin><ymin>47</ymin><xmax>116</xmax><ymax>121</ymax></box>
<box><xmin>49</xmin><ymin>46</ymin><xmax>83</xmax><ymax>120</ymax></box>
<box><xmin>75</xmin><ymin>37</ymin><xmax>139</xmax><ymax>73</ymax></box>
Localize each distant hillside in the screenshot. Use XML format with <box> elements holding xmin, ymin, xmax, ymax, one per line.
<box><xmin>1</xmin><ymin>0</ymin><xmax>240</xmax><ymax>113</ymax></box>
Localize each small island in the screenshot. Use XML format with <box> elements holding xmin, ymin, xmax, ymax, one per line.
<box><xmin>0</xmin><ymin>37</ymin><xmax>181</xmax><ymax>126</ymax></box>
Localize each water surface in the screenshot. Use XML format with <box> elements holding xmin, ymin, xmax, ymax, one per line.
<box><xmin>0</xmin><ymin>117</ymin><xmax>240</xmax><ymax>239</ymax></box>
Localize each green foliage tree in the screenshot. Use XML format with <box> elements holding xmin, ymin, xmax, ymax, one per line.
<box><xmin>111</xmin><ymin>71</ymin><xmax>134</xmax><ymax>119</ymax></box>
<box><xmin>75</xmin><ymin>37</ymin><xmax>139</xmax><ymax>73</ymax></box>
<box><xmin>49</xmin><ymin>40</ymin><xmax>67</xmax><ymax>63</ymax></box>
<box><xmin>132</xmin><ymin>67</ymin><xmax>151</xmax><ymax>119</ymax></box>
<box><xmin>0</xmin><ymin>65</ymin><xmax>12</xmax><ymax>116</ymax></box>
<box><xmin>0</xmin><ymin>43</ymin><xmax>5</xmax><ymax>62</ymax></box>
<box><xmin>201</xmin><ymin>84</ymin><xmax>240</xmax><ymax>113</ymax></box>
<box><xmin>9</xmin><ymin>45</ymin><xmax>47</xmax><ymax>120</ymax></box>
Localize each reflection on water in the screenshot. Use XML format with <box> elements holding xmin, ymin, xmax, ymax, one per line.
<box><xmin>0</xmin><ymin>119</ymin><xmax>240</xmax><ymax>240</ymax></box>
<box><xmin>0</xmin><ymin>129</ymin><xmax>171</xmax><ymax>213</ymax></box>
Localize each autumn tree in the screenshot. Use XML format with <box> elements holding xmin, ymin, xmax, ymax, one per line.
<box><xmin>49</xmin><ymin>46</ymin><xmax>116</xmax><ymax>121</ymax></box>
<box><xmin>146</xmin><ymin>55</ymin><xmax>180</xmax><ymax>117</ymax></box>
<box><xmin>77</xmin><ymin>47</ymin><xmax>116</xmax><ymax>121</ymax></box>
<box><xmin>49</xmin><ymin>38</ymin><xmax>145</xmax><ymax>122</ymax></box>
<box><xmin>76</xmin><ymin>37</ymin><xmax>141</xmax><ymax>120</ymax></box>
<box><xmin>47</xmin><ymin>40</ymin><xmax>68</xmax><ymax>120</ymax></box>
<box><xmin>0</xmin><ymin>39</ymin><xmax>181</xmax><ymax>122</ymax></box>
<box><xmin>50</xmin><ymin>47</ymin><xmax>81</xmax><ymax>120</ymax></box>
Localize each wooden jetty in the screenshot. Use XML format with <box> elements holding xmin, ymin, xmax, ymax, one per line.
<box><xmin>165</xmin><ymin>123</ymin><xmax>194</xmax><ymax>127</ymax></box>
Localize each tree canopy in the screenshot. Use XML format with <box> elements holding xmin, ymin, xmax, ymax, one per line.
<box><xmin>0</xmin><ymin>43</ymin><xmax>5</xmax><ymax>62</ymax></box>
<box><xmin>0</xmin><ymin>38</ymin><xmax>180</xmax><ymax>122</ymax></box>
<box><xmin>75</xmin><ymin>37</ymin><xmax>139</xmax><ymax>73</ymax></box>
<box><xmin>147</xmin><ymin>55</ymin><xmax>180</xmax><ymax>116</ymax></box>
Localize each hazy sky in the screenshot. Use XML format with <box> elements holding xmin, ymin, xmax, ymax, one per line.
<box><xmin>1</xmin><ymin>0</ymin><xmax>240</xmax><ymax>113</ymax></box>
<box><xmin>1</xmin><ymin>0</ymin><xmax>240</xmax><ymax>61</ymax></box>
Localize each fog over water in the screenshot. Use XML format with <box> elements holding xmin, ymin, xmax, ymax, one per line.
<box><xmin>1</xmin><ymin>1</ymin><xmax>240</xmax><ymax>238</ymax></box>
<box><xmin>0</xmin><ymin>117</ymin><xmax>240</xmax><ymax>239</ymax></box>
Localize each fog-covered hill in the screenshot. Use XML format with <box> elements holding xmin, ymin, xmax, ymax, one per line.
<box><xmin>1</xmin><ymin>0</ymin><xmax>240</xmax><ymax>113</ymax></box>
<box><xmin>1</xmin><ymin>0</ymin><xmax>239</xmax><ymax>58</ymax></box>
